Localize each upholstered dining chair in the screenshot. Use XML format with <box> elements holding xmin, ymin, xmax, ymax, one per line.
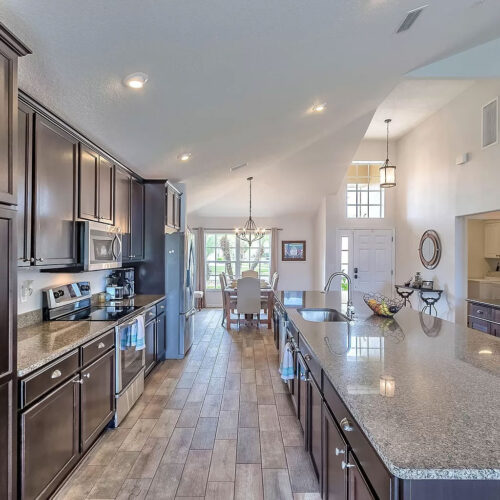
<box><xmin>236</xmin><ymin>277</ymin><xmax>261</xmax><ymax>328</ymax></box>
<box><xmin>219</xmin><ymin>273</ymin><xmax>236</xmax><ymax>326</ymax></box>
<box><xmin>242</xmin><ymin>269</ymin><xmax>258</xmax><ymax>278</ymax></box>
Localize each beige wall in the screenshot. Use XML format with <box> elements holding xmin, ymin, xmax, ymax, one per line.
<box><xmin>467</xmin><ymin>219</ymin><xmax>491</xmax><ymax>279</ymax></box>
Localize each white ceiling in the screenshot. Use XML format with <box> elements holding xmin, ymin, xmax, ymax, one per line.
<box><xmin>364</xmin><ymin>79</ymin><xmax>475</xmax><ymax>140</ymax></box>
<box><xmin>2</xmin><ymin>0</ymin><xmax>500</xmax><ymax>217</ymax></box>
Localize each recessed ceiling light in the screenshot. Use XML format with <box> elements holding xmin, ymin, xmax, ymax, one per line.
<box><xmin>478</xmin><ymin>349</ymin><xmax>493</xmax><ymax>355</ymax></box>
<box><xmin>178</xmin><ymin>153</ymin><xmax>192</xmax><ymax>162</ymax></box>
<box><xmin>123</xmin><ymin>72</ymin><xmax>149</xmax><ymax>89</ymax></box>
<box><xmin>311</xmin><ymin>103</ymin><xmax>327</xmax><ymax>113</ymax></box>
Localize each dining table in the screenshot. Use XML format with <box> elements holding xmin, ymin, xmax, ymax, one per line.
<box><xmin>223</xmin><ymin>281</ymin><xmax>274</xmax><ymax>329</ymax></box>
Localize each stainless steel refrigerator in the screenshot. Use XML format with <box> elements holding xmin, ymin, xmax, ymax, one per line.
<box><xmin>165</xmin><ymin>228</ymin><xmax>196</xmax><ymax>357</ymax></box>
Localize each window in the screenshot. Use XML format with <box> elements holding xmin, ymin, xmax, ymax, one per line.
<box><xmin>346</xmin><ymin>164</ymin><xmax>384</xmax><ymax>219</ymax></box>
<box><xmin>205</xmin><ymin>232</ymin><xmax>271</xmax><ymax>290</ymax></box>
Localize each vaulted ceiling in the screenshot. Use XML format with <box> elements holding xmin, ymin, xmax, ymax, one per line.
<box><xmin>2</xmin><ymin>0</ymin><xmax>500</xmax><ymax>217</ymax></box>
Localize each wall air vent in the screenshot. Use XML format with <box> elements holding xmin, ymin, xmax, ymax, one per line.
<box><xmin>230</xmin><ymin>162</ymin><xmax>247</xmax><ymax>172</ymax></box>
<box><xmin>396</xmin><ymin>5</ymin><xmax>428</xmax><ymax>33</ymax></box>
<box><xmin>482</xmin><ymin>97</ymin><xmax>498</xmax><ymax>149</ymax></box>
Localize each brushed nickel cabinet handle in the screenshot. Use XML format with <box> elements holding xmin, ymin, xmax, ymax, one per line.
<box><xmin>341</xmin><ymin>461</ymin><xmax>355</xmax><ymax>470</ymax></box>
<box><xmin>83</xmin><ymin>373</ymin><xmax>90</xmax><ymax>379</ymax></box>
<box><xmin>304</xmin><ymin>354</ymin><xmax>312</xmax><ymax>361</ymax></box>
<box><xmin>51</xmin><ymin>369</ymin><xmax>62</xmax><ymax>379</ymax></box>
<box><xmin>97</xmin><ymin>342</ymin><xmax>105</xmax><ymax>349</ymax></box>
<box><xmin>335</xmin><ymin>448</ymin><xmax>345</xmax><ymax>456</ymax></box>
<box><xmin>36</xmin><ymin>257</ymin><xmax>44</xmax><ymax>262</ymax></box>
<box><xmin>73</xmin><ymin>379</ymin><xmax>83</xmax><ymax>385</ymax></box>
<box><xmin>340</xmin><ymin>417</ymin><xmax>354</xmax><ymax>432</ymax></box>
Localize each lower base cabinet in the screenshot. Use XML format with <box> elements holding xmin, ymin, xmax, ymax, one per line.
<box><xmin>81</xmin><ymin>350</ymin><xmax>115</xmax><ymax>452</ymax></box>
<box><xmin>156</xmin><ymin>312</ymin><xmax>166</xmax><ymax>361</ymax></box>
<box><xmin>347</xmin><ymin>454</ymin><xmax>375</xmax><ymax>500</ymax></box>
<box><xmin>20</xmin><ymin>376</ymin><xmax>79</xmax><ymax>500</ymax></box>
<box><xmin>309</xmin><ymin>377</ymin><xmax>322</xmax><ymax>479</ymax></box>
<box><xmin>145</xmin><ymin>310</ymin><xmax>167</xmax><ymax>377</ymax></box>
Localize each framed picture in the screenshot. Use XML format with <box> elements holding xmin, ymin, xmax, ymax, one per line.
<box><xmin>421</xmin><ymin>280</ymin><xmax>434</xmax><ymax>290</ymax></box>
<box><xmin>282</xmin><ymin>240</ymin><xmax>306</xmax><ymax>261</ymax></box>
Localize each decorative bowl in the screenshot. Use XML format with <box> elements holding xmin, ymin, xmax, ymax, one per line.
<box><xmin>363</xmin><ymin>293</ymin><xmax>404</xmax><ymax>318</ymax></box>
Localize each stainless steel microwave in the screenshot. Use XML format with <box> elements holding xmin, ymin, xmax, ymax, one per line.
<box><xmin>84</xmin><ymin>221</ymin><xmax>122</xmax><ymax>271</ymax></box>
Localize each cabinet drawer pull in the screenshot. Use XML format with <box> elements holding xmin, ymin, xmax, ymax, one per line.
<box><xmin>304</xmin><ymin>354</ymin><xmax>312</xmax><ymax>361</ymax></box>
<box><xmin>36</xmin><ymin>257</ymin><xmax>44</xmax><ymax>262</ymax></box>
<box><xmin>97</xmin><ymin>342</ymin><xmax>106</xmax><ymax>349</ymax></box>
<box><xmin>51</xmin><ymin>369</ymin><xmax>62</xmax><ymax>379</ymax></box>
<box><xmin>160</xmin><ymin>305</ymin><xmax>165</xmax><ymax>309</ymax></box>
<box><xmin>476</xmin><ymin>310</ymin><xmax>483</xmax><ymax>315</ymax></box>
<box><xmin>341</xmin><ymin>461</ymin><xmax>355</xmax><ymax>470</ymax></box>
<box><xmin>83</xmin><ymin>373</ymin><xmax>90</xmax><ymax>379</ymax></box>
<box><xmin>340</xmin><ymin>417</ymin><xmax>354</xmax><ymax>432</ymax></box>
<box><xmin>73</xmin><ymin>379</ymin><xmax>83</xmax><ymax>385</ymax></box>
<box><xmin>335</xmin><ymin>447</ymin><xmax>345</xmax><ymax>456</ymax></box>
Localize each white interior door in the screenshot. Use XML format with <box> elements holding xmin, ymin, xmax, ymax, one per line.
<box><xmin>337</xmin><ymin>229</ymin><xmax>394</xmax><ymax>296</ymax></box>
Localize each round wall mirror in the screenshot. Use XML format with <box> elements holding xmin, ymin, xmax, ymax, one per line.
<box><xmin>419</xmin><ymin>230</ymin><xmax>441</xmax><ymax>269</ymax></box>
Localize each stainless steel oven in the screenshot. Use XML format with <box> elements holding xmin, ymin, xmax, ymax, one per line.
<box><xmin>84</xmin><ymin>221</ymin><xmax>122</xmax><ymax>271</ymax></box>
<box><xmin>114</xmin><ymin>313</ymin><xmax>146</xmax><ymax>426</ymax></box>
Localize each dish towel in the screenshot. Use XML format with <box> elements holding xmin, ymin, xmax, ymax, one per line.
<box><xmin>279</xmin><ymin>342</ymin><xmax>294</xmax><ymax>381</ymax></box>
<box><xmin>119</xmin><ymin>316</ymin><xmax>146</xmax><ymax>351</ymax></box>
<box><xmin>134</xmin><ymin>314</ymin><xmax>146</xmax><ymax>351</ymax></box>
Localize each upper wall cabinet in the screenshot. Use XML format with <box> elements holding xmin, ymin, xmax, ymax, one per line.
<box><xmin>0</xmin><ymin>24</ymin><xmax>31</xmax><ymax>206</ymax></box>
<box><xmin>165</xmin><ymin>183</ymin><xmax>181</xmax><ymax>231</ymax></box>
<box><xmin>78</xmin><ymin>144</ymin><xmax>114</xmax><ymax>224</ymax></box>
<box><xmin>484</xmin><ymin>221</ymin><xmax>500</xmax><ymax>259</ymax></box>
<box><xmin>115</xmin><ymin>167</ymin><xmax>130</xmax><ymax>256</ymax></box>
<box><xmin>129</xmin><ymin>177</ymin><xmax>144</xmax><ymax>261</ymax></box>
<box><xmin>33</xmin><ymin>115</ymin><xmax>79</xmax><ymax>267</ymax></box>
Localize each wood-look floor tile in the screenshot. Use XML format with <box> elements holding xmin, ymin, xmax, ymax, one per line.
<box><xmin>280</xmin><ymin>415</ymin><xmax>304</xmax><ymax>447</ymax></box>
<box><xmin>200</xmin><ymin>393</ymin><xmax>222</xmax><ymax>418</ymax></box>
<box><xmin>222</xmin><ymin>390</ymin><xmax>240</xmax><ymax>411</ymax></box>
<box><xmin>207</xmin><ymin>377</ymin><xmax>226</xmax><ymax>395</ymax></box>
<box><xmin>120</xmin><ymin>401</ymin><xmax>147</xmax><ymax>429</ymax></box>
<box><xmin>241</xmin><ymin>369</ymin><xmax>256</xmax><ymax>384</ymax></box>
<box><xmin>257</xmin><ymin>385</ymin><xmax>275</xmax><ymax>405</ymax></box>
<box><xmin>191</xmin><ymin>417</ymin><xmax>218</xmax><ymax>449</ymax></box>
<box><xmin>206</xmin><ymin>481</ymin><xmax>235</xmax><ymax>500</ymax></box>
<box><xmin>240</xmin><ymin>383</ymin><xmax>258</xmax><ymax>403</ymax></box>
<box><xmin>54</xmin><ymin>464</ymin><xmax>103</xmax><ymax>499</ymax></box>
<box><xmin>238</xmin><ymin>401</ymin><xmax>258</xmax><ymax>428</ymax></box>
<box><xmin>225</xmin><ymin>373</ymin><xmax>241</xmax><ymax>391</ymax></box>
<box><xmin>85</xmin><ymin>428</ymin><xmax>130</xmax><ymax>466</ymax></box>
<box><xmin>275</xmin><ymin>393</ymin><xmax>295</xmax><ymax>416</ymax></box>
<box><xmin>155</xmin><ymin>377</ymin><xmax>178</xmax><ymax>397</ymax></box>
<box><xmin>236</xmin><ymin>427</ymin><xmax>261</xmax><ymax>464</ymax></box>
<box><xmin>216</xmin><ymin>410</ymin><xmax>239</xmax><ymax>440</ymax></box>
<box><xmin>116</xmin><ymin>478</ymin><xmax>152</xmax><ymax>500</ymax></box>
<box><xmin>162</xmin><ymin>427</ymin><xmax>195</xmax><ymax>464</ymax></box>
<box><xmin>150</xmin><ymin>408</ymin><xmax>181</xmax><ymax>439</ymax></box>
<box><xmin>285</xmin><ymin>447</ymin><xmax>319</xmax><ymax>493</ymax></box>
<box><xmin>234</xmin><ymin>463</ymin><xmax>263</xmax><ymax>500</ymax></box>
<box><xmin>176</xmin><ymin>449</ymin><xmax>212</xmax><ymax>497</ymax></box>
<box><xmin>263</xmin><ymin>469</ymin><xmax>293</xmax><ymax>500</ymax></box>
<box><xmin>208</xmin><ymin>439</ymin><xmax>237</xmax><ymax>482</ymax></box>
<box><xmin>120</xmin><ymin>419</ymin><xmax>156</xmax><ymax>452</ymax></box>
<box><xmin>255</xmin><ymin>369</ymin><xmax>271</xmax><ymax>386</ymax></box>
<box><xmin>176</xmin><ymin>401</ymin><xmax>203</xmax><ymax>428</ymax></box>
<box><xmin>258</xmin><ymin>405</ymin><xmax>280</xmax><ymax>432</ymax></box>
<box><xmin>146</xmin><ymin>462</ymin><xmax>184</xmax><ymax>499</ymax></box>
<box><xmin>271</xmin><ymin>376</ymin><xmax>289</xmax><ymax>394</ymax></box>
<box><xmin>187</xmin><ymin>383</ymin><xmax>208</xmax><ymax>403</ymax></box>
<box><xmin>260</xmin><ymin>431</ymin><xmax>287</xmax><ymax>469</ymax></box>
<box><xmin>128</xmin><ymin>437</ymin><xmax>168</xmax><ymax>478</ymax></box>
<box><xmin>166</xmin><ymin>388</ymin><xmax>191</xmax><ymax>409</ymax></box>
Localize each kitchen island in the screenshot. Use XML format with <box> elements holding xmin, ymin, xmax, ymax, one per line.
<box><xmin>274</xmin><ymin>290</ymin><xmax>500</xmax><ymax>499</ymax></box>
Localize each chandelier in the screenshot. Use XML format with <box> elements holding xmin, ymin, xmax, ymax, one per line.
<box><xmin>235</xmin><ymin>177</ymin><xmax>265</xmax><ymax>246</ymax></box>
<box><xmin>379</xmin><ymin>118</ymin><xmax>396</xmax><ymax>188</ymax></box>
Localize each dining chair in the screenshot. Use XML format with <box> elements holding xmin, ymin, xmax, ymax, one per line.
<box><xmin>236</xmin><ymin>277</ymin><xmax>261</xmax><ymax>328</ymax></box>
<box><xmin>242</xmin><ymin>269</ymin><xmax>258</xmax><ymax>278</ymax></box>
<box><xmin>219</xmin><ymin>273</ymin><xmax>236</xmax><ymax>326</ymax></box>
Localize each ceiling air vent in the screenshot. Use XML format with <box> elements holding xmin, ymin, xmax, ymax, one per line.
<box><xmin>396</xmin><ymin>5</ymin><xmax>428</xmax><ymax>33</ymax></box>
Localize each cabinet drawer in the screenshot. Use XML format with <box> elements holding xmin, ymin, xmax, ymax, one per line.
<box><xmin>493</xmin><ymin>308</ymin><xmax>500</xmax><ymax>324</ymax></box>
<box><xmin>144</xmin><ymin>306</ymin><xmax>156</xmax><ymax>323</ymax></box>
<box><xmin>467</xmin><ymin>316</ymin><xmax>491</xmax><ymax>334</ymax></box>
<box><xmin>156</xmin><ymin>299</ymin><xmax>166</xmax><ymax>316</ymax></box>
<box><xmin>468</xmin><ymin>303</ymin><xmax>492</xmax><ymax>320</ymax></box>
<box><xmin>298</xmin><ymin>335</ymin><xmax>321</xmax><ymax>386</ymax></box>
<box><xmin>21</xmin><ymin>350</ymin><xmax>79</xmax><ymax>407</ymax></box>
<box><xmin>81</xmin><ymin>329</ymin><xmax>115</xmax><ymax>366</ymax></box>
<box><xmin>323</xmin><ymin>374</ymin><xmax>392</xmax><ymax>500</ymax></box>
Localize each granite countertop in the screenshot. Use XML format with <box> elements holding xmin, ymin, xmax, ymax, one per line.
<box><xmin>276</xmin><ymin>291</ymin><xmax>500</xmax><ymax>481</ymax></box>
<box><xmin>466</xmin><ymin>296</ymin><xmax>500</xmax><ymax>309</ymax></box>
<box><xmin>17</xmin><ymin>294</ymin><xmax>165</xmax><ymax>377</ymax></box>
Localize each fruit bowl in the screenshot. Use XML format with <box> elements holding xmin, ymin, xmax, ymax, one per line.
<box><xmin>363</xmin><ymin>293</ymin><xmax>404</xmax><ymax>318</ymax></box>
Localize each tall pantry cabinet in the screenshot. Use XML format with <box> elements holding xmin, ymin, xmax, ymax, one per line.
<box><xmin>0</xmin><ymin>22</ymin><xmax>31</xmax><ymax>500</ymax></box>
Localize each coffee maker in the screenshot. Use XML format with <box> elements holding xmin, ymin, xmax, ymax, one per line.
<box><xmin>108</xmin><ymin>268</ymin><xmax>135</xmax><ymax>298</ymax></box>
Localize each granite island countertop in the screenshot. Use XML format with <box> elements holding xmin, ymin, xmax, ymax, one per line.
<box><xmin>17</xmin><ymin>294</ymin><xmax>165</xmax><ymax>377</ymax></box>
<box><xmin>276</xmin><ymin>291</ymin><xmax>500</xmax><ymax>481</ymax></box>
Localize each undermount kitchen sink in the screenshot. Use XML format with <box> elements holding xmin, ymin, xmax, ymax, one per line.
<box><xmin>297</xmin><ymin>308</ymin><xmax>349</xmax><ymax>322</ymax></box>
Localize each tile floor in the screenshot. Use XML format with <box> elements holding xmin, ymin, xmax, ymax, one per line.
<box><xmin>55</xmin><ymin>309</ymin><xmax>320</xmax><ymax>500</ymax></box>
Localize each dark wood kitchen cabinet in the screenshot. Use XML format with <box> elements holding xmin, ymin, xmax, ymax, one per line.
<box><xmin>78</xmin><ymin>144</ymin><xmax>114</xmax><ymax>224</ymax></box>
<box><xmin>33</xmin><ymin>116</ymin><xmax>79</xmax><ymax>267</ymax></box>
<box><xmin>19</xmin><ymin>375</ymin><xmax>80</xmax><ymax>500</ymax></box>
<box><xmin>156</xmin><ymin>312</ymin><xmax>166</xmax><ymax>361</ymax></box>
<box><xmin>115</xmin><ymin>167</ymin><xmax>131</xmax><ymax>259</ymax></box>
<box><xmin>80</xmin><ymin>349</ymin><xmax>115</xmax><ymax>452</ymax></box>
<box><xmin>165</xmin><ymin>183</ymin><xmax>181</xmax><ymax>230</ymax></box>
<box><xmin>0</xmin><ymin>24</ymin><xmax>31</xmax><ymax>206</ymax></box>
<box><xmin>347</xmin><ymin>454</ymin><xmax>375</xmax><ymax>500</ymax></box>
<box><xmin>309</xmin><ymin>375</ymin><xmax>322</xmax><ymax>479</ymax></box>
<box><xmin>130</xmin><ymin>177</ymin><xmax>144</xmax><ymax>261</ymax></box>
<box><xmin>145</xmin><ymin>318</ymin><xmax>156</xmax><ymax>376</ymax></box>
<box><xmin>17</xmin><ymin>103</ymin><xmax>33</xmax><ymax>266</ymax></box>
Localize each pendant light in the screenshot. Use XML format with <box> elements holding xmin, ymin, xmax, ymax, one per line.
<box><xmin>380</xmin><ymin>118</ymin><xmax>396</xmax><ymax>188</ymax></box>
<box><xmin>235</xmin><ymin>177</ymin><xmax>265</xmax><ymax>246</ymax></box>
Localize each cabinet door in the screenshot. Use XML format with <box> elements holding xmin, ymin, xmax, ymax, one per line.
<box><xmin>0</xmin><ymin>43</ymin><xmax>18</xmax><ymax>205</ymax></box>
<box><xmin>166</xmin><ymin>187</ymin><xmax>175</xmax><ymax>228</ymax></box>
<box><xmin>17</xmin><ymin>103</ymin><xmax>32</xmax><ymax>266</ymax></box>
<box><xmin>484</xmin><ymin>222</ymin><xmax>500</xmax><ymax>259</ymax></box>
<box><xmin>144</xmin><ymin>320</ymin><xmax>156</xmax><ymax>376</ymax></box>
<box><xmin>347</xmin><ymin>454</ymin><xmax>375</xmax><ymax>500</ymax></box>
<box><xmin>491</xmin><ymin>322</ymin><xmax>500</xmax><ymax>337</ymax></box>
<box><xmin>33</xmin><ymin>116</ymin><xmax>78</xmax><ymax>267</ymax></box>
<box><xmin>297</xmin><ymin>353</ymin><xmax>308</xmax><ymax>441</ymax></box>
<box><xmin>323</xmin><ymin>402</ymin><xmax>347</xmax><ymax>500</ymax></box>
<box><xmin>156</xmin><ymin>313</ymin><xmax>166</xmax><ymax>361</ymax></box>
<box><xmin>98</xmin><ymin>156</ymin><xmax>114</xmax><ymax>224</ymax></box>
<box><xmin>78</xmin><ymin>144</ymin><xmax>98</xmax><ymax>221</ymax></box>
<box><xmin>81</xmin><ymin>349</ymin><xmax>115</xmax><ymax>452</ymax></box>
<box><xmin>20</xmin><ymin>375</ymin><xmax>79</xmax><ymax>500</ymax></box>
<box><xmin>467</xmin><ymin>316</ymin><xmax>490</xmax><ymax>334</ymax></box>
<box><xmin>174</xmin><ymin>193</ymin><xmax>181</xmax><ymax>229</ymax></box>
<box><xmin>115</xmin><ymin>167</ymin><xmax>131</xmax><ymax>262</ymax></box>
<box><xmin>309</xmin><ymin>377</ymin><xmax>322</xmax><ymax>479</ymax></box>
<box><xmin>130</xmin><ymin>177</ymin><xmax>144</xmax><ymax>260</ymax></box>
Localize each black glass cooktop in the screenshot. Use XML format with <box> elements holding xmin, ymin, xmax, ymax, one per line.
<box><xmin>55</xmin><ymin>305</ymin><xmax>138</xmax><ymax>321</ymax></box>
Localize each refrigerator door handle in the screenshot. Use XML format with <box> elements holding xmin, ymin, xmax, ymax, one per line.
<box><xmin>181</xmin><ymin>308</ymin><xmax>196</xmax><ymax>319</ymax></box>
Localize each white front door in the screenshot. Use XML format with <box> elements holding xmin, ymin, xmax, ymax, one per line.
<box><xmin>336</xmin><ymin>229</ymin><xmax>394</xmax><ymax>296</ymax></box>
